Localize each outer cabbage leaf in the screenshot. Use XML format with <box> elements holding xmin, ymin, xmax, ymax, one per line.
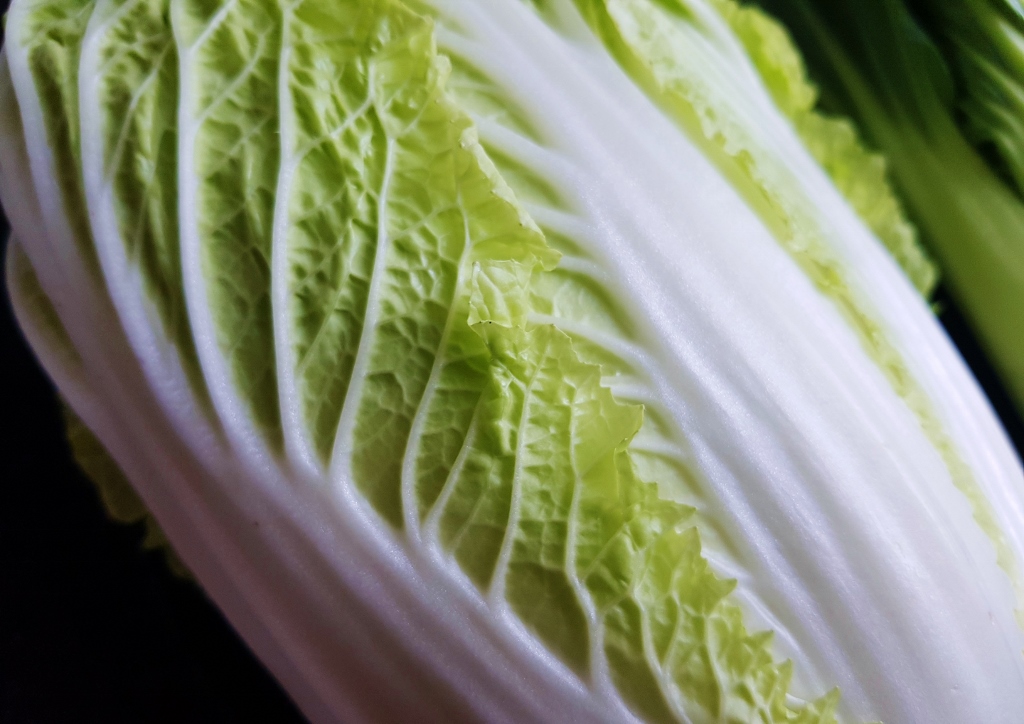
<box><xmin>715</xmin><ymin>0</ymin><xmax>936</xmax><ymax>296</ymax></box>
<box><xmin>912</xmin><ymin>0</ymin><xmax>1024</xmax><ymax>199</ymax></box>
<box><xmin>757</xmin><ymin>0</ymin><xmax>1024</xmax><ymax>425</ymax></box>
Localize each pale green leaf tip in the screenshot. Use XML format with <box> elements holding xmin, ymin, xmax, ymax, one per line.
<box><xmin>62</xmin><ymin>405</ymin><xmax>191</xmax><ymax>578</ymax></box>
<box><xmin>719</xmin><ymin>0</ymin><xmax>939</xmax><ymax>298</ymax></box>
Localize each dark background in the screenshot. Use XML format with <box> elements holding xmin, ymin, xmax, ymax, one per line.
<box><xmin>1</xmin><ymin>3</ymin><xmax>1022</xmax><ymax>723</ymax></box>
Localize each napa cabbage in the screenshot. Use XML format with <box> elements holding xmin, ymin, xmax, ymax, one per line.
<box><xmin>2</xmin><ymin>0</ymin><xmax>1024</xmax><ymax>722</ymax></box>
